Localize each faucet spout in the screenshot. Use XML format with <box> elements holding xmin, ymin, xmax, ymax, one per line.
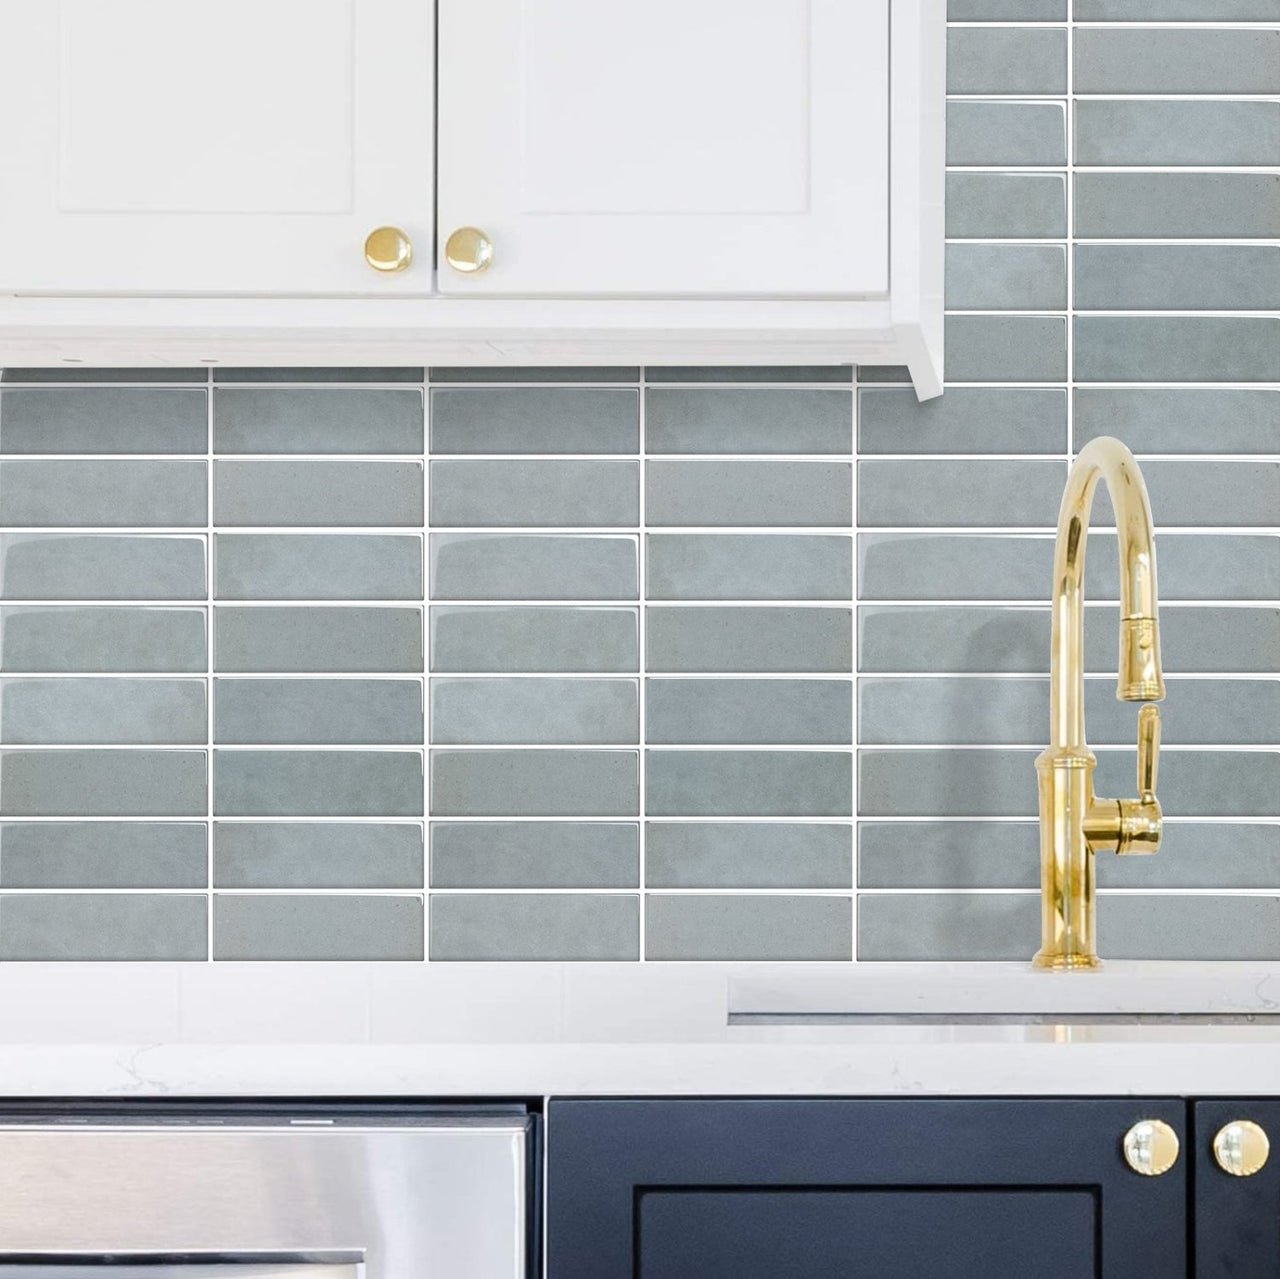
<box><xmin>1033</xmin><ymin>436</ymin><xmax>1165</xmax><ymax>971</ymax></box>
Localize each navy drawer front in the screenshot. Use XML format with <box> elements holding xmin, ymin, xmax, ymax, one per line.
<box><xmin>1195</xmin><ymin>1099</ymin><xmax>1280</xmax><ymax>1279</ymax></box>
<box><xmin>547</xmin><ymin>1099</ymin><xmax>1187</xmax><ymax>1278</ymax></box>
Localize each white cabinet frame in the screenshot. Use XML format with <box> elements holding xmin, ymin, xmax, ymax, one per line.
<box><xmin>0</xmin><ymin>0</ymin><xmax>944</xmax><ymax>398</ymax></box>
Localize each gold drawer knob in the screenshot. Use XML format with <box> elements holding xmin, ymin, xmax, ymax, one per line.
<box><xmin>364</xmin><ymin>226</ymin><xmax>413</xmax><ymax>273</ymax></box>
<box><xmin>1123</xmin><ymin>1119</ymin><xmax>1180</xmax><ymax>1176</ymax></box>
<box><xmin>1214</xmin><ymin>1120</ymin><xmax>1270</xmax><ymax>1177</ymax></box>
<box><xmin>445</xmin><ymin>226</ymin><xmax>494</xmax><ymax>274</ymax></box>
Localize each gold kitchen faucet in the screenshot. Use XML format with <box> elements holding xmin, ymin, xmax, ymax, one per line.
<box><xmin>1033</xmin><ymin>436</ymin><xmax>1165</xmax><ymax>970</ymax></box>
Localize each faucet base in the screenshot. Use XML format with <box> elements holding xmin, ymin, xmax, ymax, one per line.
<box><xmin>1031</xmin><ymin>950</ymin><xmax>1103</xmax><ymax>972</ymax></box>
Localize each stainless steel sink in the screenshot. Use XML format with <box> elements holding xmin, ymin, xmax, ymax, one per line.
<box><xmin>730</xmin><ymin>1011</ymin><xmax>1280</xmax><ymax>1026</ymax></box>
<box><xmin>726</xmin><ymin>962</ymin><xmax>1280</xmax><ymax>1028</ymax></box>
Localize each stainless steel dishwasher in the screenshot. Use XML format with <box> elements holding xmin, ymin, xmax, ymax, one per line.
<box><xmin>0</xmin><ymin>1105</ymin><xmax>534</xmax><ymax>1279</ymax></box>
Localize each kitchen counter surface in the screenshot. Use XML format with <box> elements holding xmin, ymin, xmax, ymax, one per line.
<box><xmin>5</xmin><ymin>961</ymin><xmax>1280</xmax><ymax>1097</ymax></box>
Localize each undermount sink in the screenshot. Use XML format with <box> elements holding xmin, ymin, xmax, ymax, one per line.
<box><xmin>726</xmin><ymin>962</ymin><xmax>1280</xmax><ymax>1027</ymax></box>
<box><xmin>730</xmin><ymin>1011</ymin><xmax>1280</xmax><ymax>1026</ymax></box>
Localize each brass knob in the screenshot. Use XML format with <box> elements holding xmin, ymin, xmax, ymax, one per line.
<box><xmin>1123</xmin><ymin>1119</ymin><xmax>1180</xmax><ymax>1176</ymax></box>
<box><xmin>364</xmin><ymin>226</ymin><xmax>413</xmax><ymax>273</ymax></box>
<box><xmin>445</xmin><ymin>226</ymin><xmax>494</xmax><ymax>274</ymax></box>
<box><xmin>1214</xmin><ymin>1120</ymin><xmax>1270</xmax><ymax>1177</ymax></box>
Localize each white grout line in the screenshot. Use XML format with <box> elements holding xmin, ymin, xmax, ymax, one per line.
<box><xmin>849</xmin><ymin>362</ymin><xmax>860</xmax><ymax>959</ymax></box>
<box><xmin>638</xmin><ymin>368</ymin><xmax>648</xmax><ymax>959</ymax></box>
<box><xmin>422</xmin><ymin>374</ymin><xmax>432</xmax><ymax>959</ymax></box>
<box><xmin>205</xmin><ymin>368</ymin><xmax>214</xmax><ymax>959</ymax></box>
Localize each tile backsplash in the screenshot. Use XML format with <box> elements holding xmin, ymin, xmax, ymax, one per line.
<box><xmin>0</xmin><ymin>2</ymin><xmax>1277</xmax><ymax>961</ymax></box>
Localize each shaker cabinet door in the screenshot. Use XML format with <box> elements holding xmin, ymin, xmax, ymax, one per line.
<box><xmin>436</xmin><ymin>0</ymin><xmax>890</xmax><ymax>298</ymax></box>
<box><xmin>1194</xmin><ymin>1099</ymin><xmax>1280</xmax><ymax>1279</ymax></box>
<box><xmin>548</xmin><ymin>1099</ymin><xmax>1188</xmax><ymax>1278</ymax></box>
<box><xmin>0</xmin><ymin>0</ymin><xmax>433</xmax><ymax>295</ymax></box>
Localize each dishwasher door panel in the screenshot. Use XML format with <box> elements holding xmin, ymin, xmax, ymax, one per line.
<box><xmin>0</xmin><ymin>1121</ymin><xmax>528</xmax><ymax>1279</ymax></box>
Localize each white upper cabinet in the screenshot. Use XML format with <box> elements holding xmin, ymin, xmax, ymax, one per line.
<box><xmin>0</xmin><ymin>0</ymin><xmax>943</xmax><ymax>397</ymax></box>
<box><xmin>0</xmin><ymin>0</ymin><xmax>434</xmax><ymax>295</ymax></box>
<box><xmin>437</xmin><ymin>0</ymin><xmax>889</xmax><ymax>298</ymax></box>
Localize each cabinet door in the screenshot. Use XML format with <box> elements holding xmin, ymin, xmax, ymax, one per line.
<box><xmin>437</xmin><ymin>0</ymin><xmax>889</xmax><ymax>298</ymax></box>
<box><xmin>0</xmin><ymin>0</ymin><xmax>433</xmax><ymax>294</ymax></box>
<box><xmin>1195</xmin><ymin>1099</ymin><xmax>1280</xmax><ymax>1278</ymax></box>
<box><xmin>548</xmin><ymin>1099</ymin><xmax>1187</xmax><ymax>1278</ymax></box>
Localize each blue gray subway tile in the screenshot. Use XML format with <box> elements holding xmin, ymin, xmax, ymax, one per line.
<box><xmin>430</xmin><ymin>460</ymin><xmax>639</xmax><ymax>527</ymax></box>
<box><xmin>858</xmin><ymin>460</ymin><xmax>1065</xmax><ymax>527</ymax></box>
<box><xmin>0</xmin><ymin>606</ymin><xmax>207</xmax><ymax>672</ymax></box>
<box><xmin>1075</xmin><ymin>174</ymin><xmax>1280</xmax><ymax>241</ymax></box>
<box><xmin>645</xmin><ymin>606</ymin><xmax>852</xmax><ymax>673</ymax></box>
<box><xmin>430</xmin><ymin>748</ymin><xmax>639</xmax><ymax>817</ymax></box>
<box><xmin>858</xmin><ymin>605</ymin><xmax>1280</xmax><ymax>673</ymax></box>
<box><xmin>1075</xmin><ymin>101</ymin><xmax>1280</xmax><ymax>167</ymax></box>
<box><xmin>1075</xmin><ymin>318</ymin><xmax>1280</xmax><ymax>384</ymax></box>
<box><xmin>647</xmin><ymin>535</ymin><xmax>852</xmax><ymax>600</ymax></box>
<box><xmin>947</xmin><ymin>101</ymin><xmax>1067</xmax><ymax>166</ymax></box>
<box><xmin>646</xmin><ymin>678</ymin><xmax>853</xmax><ymax>745</ymax></box>
<box><xmin>0</xmin><ymin>749</ymin><xmax>207</xmax><ymax>816</ymax></box>
<box><xmin>947</xmin><ymin>28</ymin><xmax>1067</xmax><ymax>97</ymax></box>
<box><xmin>0</xmin><ymin>535</ymin><xmax>206</xmax><ymax>600</ymax></box>
<box><xmin>858</xmin><ymin>820</ymin><xmax>1280</xmax><ymax>891</ymax></box>
<box><xmin>214</xmin><ymin>821</ymin><xmax>423</xmax><ymax>888</ymax></box>
<box><xmin>430</xmin><ymin>605</ymin><xmax>638</xmax><ymax>673</ymax></box>
<box><xmin>213</xmin><ymin>749</ymin><xmax>424</xmax><ymax>817</ymax></box>
<box><xmin>430</xmin><ymin>821</ymin><xmax>639</xmax><ymax>889</ymax></box>
<box><xmin>0</xmin><ymin>460</ymin><xmax>206</xmax><ymax>528</ymax></box>
<box><xmin>859</xmin><ymin>532</ymin><xmax>1280</xmax><ymax>602</ymax></box>
<box><xmin>429</xmin><ymin>677</ymin><xmax>638</xmax><ymax>745</ymax></box>
<box><xmin>1075</xmin><ymin>389</ymin><xmax>1280</xmax><ymax>456</ymax></box>
<box><xmin>213</xmin><ymin>534</ymin><xmax>423</xmax><ymax>601</ymax></box>
<box><xmin>212</xmin><ymin>387</ymin><xmax>423</xmax><ymax>454</ymax></box>
<box><xmin>647</xmin><ymin>894</ymin><xmax>853</xmax><ymax>961</ymax></box>
<box><xmin>0</xmin><ymin>822</ymin><xmax>207</xmax><ymax>889</ymax></box>
<box><xmin>646</xmin><ymin>749</ymin><xmax>852</xmax><ymax>817</ymax></box>
<box><xmin>1074</xmin><ymin>29</ymin><xmax>1280</xmax><ymax>96</ymax></box>
<box><xmin>213</xmin><ymin>678</ymin><xmax>423</xmax><ymax>745</ymax></box>
<box><xmin>213</xmin><ymin>606</ymin><xmax>423</xmax><ymax>673</ymax></box>
<box><xmin>430</xmin><ymin>387</ymin><xmax>639</xmax><ymax>454</ymax></box>
<box><xmin>0</xmin><ymin>894</ymin><xmax>208</xmax><ymax>961</ymax></box>
<box><xmin>429</xmin><ymin>893</ymin><xmax>639</xmax><ymax>961</ymax></box>
<box><xmin>646</xmin><ymin>461</ymin><xmax>851</xmax><ymax>528</ymax></box>
<box><xmin>0</xmin><ymin>677</ymin><xmax>206</xmax><ymax>745</ymax></box>
<box><xmin>213</xmin><ymin>894</ymin><xmax>424</xmax><ymax>961</ymax></box>
<box><xmin>945</xmin><ymin>173</ymin><xmax>1066</xmax><ymax>239</ymax></box>
<box><xmin>944</xmin><ymin>245</ymin><xmax>1067</xmax><ymax>312</ymax></box>
<box><xmin>646</xmin><ymin>822</ymin><xmax>852</xmax><ymax>889</ymax></box>
<box><xmin>860</xmin><ymin>386</ymin><xmax>1070</xmax><ymax>458</ymax></box>
<box><xmin>431</xmin><ymin>533</ymin><xmax>639</xmax><ymax>600</ymax></box>
<box><xmin>644</xmin><ymin>388</ymin><xmax>852</xmax><ymax>454</ymax></box>
<box><xmin>0</xmin><ymin>388</ymin><xmax>207</xmax><ymax>454</ymax></box>
<box><xmin>213</xmin><ymin>460</ymin><xmax>423</xmax><ymax>527</ymax></box>
<box><xmin>1075</xmin><ymin>246</ymin><xmax>1280</xmax><ymax>313</ymax></box>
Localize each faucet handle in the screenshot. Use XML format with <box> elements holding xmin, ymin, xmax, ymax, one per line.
<box><xmin>1137</xmin><ymin>703</ymin><xmax>1160</xmax><ymax>801</ymax></box>
<box><xmin>1113</xmin><ymin>703</ymin><xmax>1162</xmax><ymax>856</ymax></box>
<box><xmin>1141</xmin><ymin>701</ymin><xmax>1162</xmax><ymax>798</ymax></box>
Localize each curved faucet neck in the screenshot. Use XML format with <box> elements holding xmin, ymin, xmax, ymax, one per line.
<box><xmin>1049</xmin><ymin>436</ymin><xmax>1165</xmax><ymax>750</ymax></box>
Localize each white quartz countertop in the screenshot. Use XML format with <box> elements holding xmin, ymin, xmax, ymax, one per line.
<box><xmin>5</xmin><ymin>961</ymin><xmax>1280</xmax><ymax>1097</ymax></box>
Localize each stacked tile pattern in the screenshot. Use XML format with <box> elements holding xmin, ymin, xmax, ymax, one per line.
<box><xmin>0</xmin><ymin>1</ymin><xmax>1277</xmax><ymax>959</ymax></box>
<box><xmin>861</xmin><ymin>0</ymin><xmax>1280</xmax><ymax>961</ymax></box>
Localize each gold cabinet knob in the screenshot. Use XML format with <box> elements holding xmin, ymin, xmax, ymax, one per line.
<box><xmin>1214</xmin><ymin>1120</ymin><xmax>1270</xmax><ymax>1177</ymax></box>
<box><xmin>445</xmin><ymin>226</ymin><xmax>494</xmax><ymax>274</ymax></box>
<box><xmin>1123</xmin><ymin>1119</ymin><xmax>1180</xmax><ymax>1176</ymax></box>
<box><xmin>364</xmin><ymin>226</ymin><xmax>413</xmax><ymax>273</ymax></box>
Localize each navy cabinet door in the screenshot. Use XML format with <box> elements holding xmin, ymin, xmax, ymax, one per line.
<box><xmin>547</xmin><ymin>1099</ymin><xmax>1187</xmax><ymax>1279</ymax></box>
<box><xmin>1195</xmin><ymin>1099</ymin><xmax>1280</xmax><ymax>1278</ymax></box>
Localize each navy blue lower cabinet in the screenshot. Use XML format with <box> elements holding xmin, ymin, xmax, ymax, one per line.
<box><xmin>547</xmin><ymin>1099</ymin><xmax>1187</xmax><ymax>1278</ymax></box>
<box><xmin>1194</xmin><ymin>1099</ymin><xmax>1280</xmax><ymax>1278</ymax></box>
